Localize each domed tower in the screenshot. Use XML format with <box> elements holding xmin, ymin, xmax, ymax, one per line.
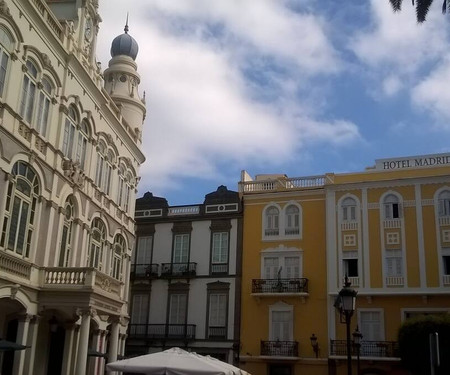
<box><xmin>104</xmin><ymin>21</ymin><xmax>146</xmax><ymax>141</ymax></box>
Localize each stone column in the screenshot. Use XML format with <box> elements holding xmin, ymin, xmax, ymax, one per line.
<box><xmin>12</xmin><ymin>314</ymin><xmax>32</xmax><ymax>375</ymax></box>
<box><xmin>61</xmin><ymin>321</ymin><xmax>77</xmax><ymax>375</ymax></box>
<box><xmin>75</xmin><ymin>310</ymin><xmax>92</xmax><ymax>375</ymax></box>
<box><xmin>88</xmin><ymin>329</ymin><xmax>100</xmax><ymax>375</ymax></box>
<box><xmin>107</xmin><ymin>319</ymin><xmax>120</xmax><ymax>374</ymax></box>
<box><xmin>24</xmin><ymin>315</ymin><xmax>40</xmax><ymax>375</ymax></box>
<box><xmin>96</xmin><ymin>330</ymin><xmax>108</xmax><ymax>375</ymax></box>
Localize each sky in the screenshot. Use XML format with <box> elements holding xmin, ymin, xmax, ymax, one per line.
<box><xmin>96</xmin><ymin>0</ymin><xmax>450</xmax><ymax>206</ymax></box>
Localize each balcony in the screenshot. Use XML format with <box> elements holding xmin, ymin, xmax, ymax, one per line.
<box><xmin>160</xmin><ymin>262</ymin><xmax>197</xmax><ymax>278</ymax></box>
<box><xmin>131</xmin><ymin>264</ymin><xmax>159</xmax><ymax>279</ymax></box>
<box><xmin>208</xmin><ymin>326</ymin><xmax>227</xmax><ymax>339</ymax></box>
<box><xmin>128</xmin><ymin>324</ymin><xmax>196</xmax><ymax>340</ymax></box>
<box><xmin>260</xmin><ymin>340</ymin><xmax>298</xmax><ymax>357</ymax></box>
<box><xmin>211</xmin><ymin>263</ymin><xmax>228</xmax><ymax>274</ymax></box>
<box><xmin>41</xmin><ymin>267</ymin><xmax>122</xmax><ymax>298</ymax></box>
<box><xmin>330</xmin><ymin>340</ymin><xmax>399</xmax><ymax>358</ymax></box>
<box><xmin>252</xmin><ymin>278</ymin><xmax>308</xmax><ymax>295</ymax></box>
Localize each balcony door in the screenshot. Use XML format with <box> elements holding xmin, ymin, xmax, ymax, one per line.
<box><xmin>173</xmin><ymin>234</ymin><xmax>189</xmax><ymax>273</ymax></box>
<box><xmin>169</xmin><ymin>293</ymin><xmax>187</xmax><ymax>337</ymax></box>
<box><xmin>134</xmin><ymin>236</ymin><xmax>152</xmax><ymax>276</ymax></box>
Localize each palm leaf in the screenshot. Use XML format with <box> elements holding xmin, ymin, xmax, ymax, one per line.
<box><xmin>416</xmin><ymin>0</ymin><xmax>434</xmax><ymax>22</ymax></box>
<box><xmin>389</xmin><ymin>0</ymin><xmax>404</xmax><ymax>11</ymax></box>
<box><xmin>443</xmin><ymin>0</ymin><xmax>448</xmax><ymax>13</ymax></box>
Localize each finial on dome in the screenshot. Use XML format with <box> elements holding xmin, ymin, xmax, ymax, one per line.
<box><xmin>124</xmin><ymin>13</ymin><xmax>129</xmax><ymax>34</ymax></box>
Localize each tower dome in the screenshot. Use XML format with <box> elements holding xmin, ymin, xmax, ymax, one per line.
<box><xmin>110</xmin><ymin>23</ymin><xmax>139</xmax><ymax>60</ymax></box>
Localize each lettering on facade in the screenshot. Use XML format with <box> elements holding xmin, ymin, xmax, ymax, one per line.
<box><xmin>376</xmin><ymin>154</ymin><xmax>450</xmax><ymax>171</ymax></box>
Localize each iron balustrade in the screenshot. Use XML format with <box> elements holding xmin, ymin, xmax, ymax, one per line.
<box><xmin>260</xmin><ymin>341</ymin><xmax>299</xmax><ymax>357</ymax></box>
<box><xmin>128</xmin><ymin>324</ymin><xmax>196</xmax><ymax>339</ymax></box>
<box><xmin>131</xmin><ymin>264</ymin><xmax>159</xmax><ymax>278</ymax></box>
<box><xmin>330</xmin><ymin>340</ymin><xmax>399</xmax><ymax>358</ymax></box>
<box><xmin>160</xmin><ymin>262</ymin><xmax>197</xmax><ymax>277</ymax></box>
<box><xmin>211</xmin><ymin>263</ymin><xmax>228</xmax><ymax>274</ymax></box>
<box><xmin>252</xmin><ymin>278</ymin><xmax>308</xmax><ymax>294</ymax></box>
<box><xmin>208</xmin><ymin>326</ymin><xmax>227</xmax><ymax>339</ymax></box>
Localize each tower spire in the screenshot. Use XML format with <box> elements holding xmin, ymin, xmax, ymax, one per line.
<box><xmin>124</xmin><ymin>12</ymin><xmax>129</xmax><ymax>34</ymax></box>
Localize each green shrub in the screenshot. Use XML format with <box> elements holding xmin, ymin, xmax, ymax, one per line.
<box><xmin>398</xmin><ymin>314</ymin><xmax>450</xmax><ymax>375</ymax></box>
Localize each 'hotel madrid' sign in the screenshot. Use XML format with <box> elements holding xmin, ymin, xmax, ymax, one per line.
<box><xmin>375</xmin><ymin>153</ymin><xmax>450</xmax><ymax>171</ymax></box>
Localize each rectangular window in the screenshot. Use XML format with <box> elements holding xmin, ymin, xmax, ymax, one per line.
<box><xmin>264</xmin><ymin>257</ymin><xmax>279</xmax><ymax>279</ymax></box>
<box><xmin>134</xmin><ymin>236</ymin><xmax>152</xmax><ymax>276</ymax></box>
<box><xmin>443</xmin><ymin>256</ymin><xmax>450</xmax><ymax>275</ymax></box>
<box><xmin>62</xmin><ymin>122</ymin><xmax>75</xmax><ymax>157</ymax></box>
<box><xmin>360</xmin><ymin>310</ymin><xmax>383</xmax><ymax>341</ymax></box>
<box><xmin>0</xmin><ymin>52</ymin><xmax>9</xmax><ymax>96</ymax></box>
<box><xmin>285</xmin><ymin>257</ymin><xmax>300</xmax><ymax>279</ymax></box>
<box><xmin>211</xmin><ymin>232</ymin><xmax>228</xmax><ymax>274</ymax></box>
<box><xmin>131</xmin><ymin>294</ymin><xmax>149</xmax><ymax>335</ymax></box>
<box><xmin>169</xmin><ymin>293</ymin><xmax>187</xmax><ymax>324</ymax></box>
<box><xmin>385</xmin><ymin>203</ymin><xmax>400</xmax><ymax>219</ymax></box>
<box><xmin>386</xmin><ymin>249</ymin><xmax>403</xmax><ymax>277</ymax></box>
<box><xmin>208</xmin><ymin>293</ymin><xmax>227</xmax><ymax>338</ymax></box>
<box><xmin>173</xmin><ymin>234</ymin><xmax>189</xmax><ymax>263</ymax></box>
<box><xmin>439</xmin><ymin>199</ymin><xmax>450</xmax><ymax>216</ymax></box>
<box><xmin>271</xmin><ymin>311</ymin><xmax>292</xmax><ymax>341</ymax></box>
<box><xmin>343</xmin><ymin>258</ymin><xmax>358</xmax><ymax>277</ymax></box>
<box><xmin>343</xmin><ymin>206</ymin><xmax>356</xmax><ymax>221</ymax></box>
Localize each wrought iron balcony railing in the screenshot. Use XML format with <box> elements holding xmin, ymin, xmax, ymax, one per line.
<box><xmin>252</xmin><ymin>278</ymin><xmax>308</xmax><ymax>294</ymax></box>
<box><xmin>128</xmin><ymin>324</ymin><xmax>196</xmax><ymax>340</ymax></box>
<box><xmin>131</xmin><ymin>264</ymin><xmax>159</xmax><ymax>278</ymax></box>
<box><xmin>160</xmin><ymin>262</ymin><xmax>197</xmax><ymax>277</ymax></box>
<box><xmin>330</xmin><ymin>340</ymin><xmax>399</xmax><ymax>358</ymax></box>
<box><xmin>208</xmin><ymin>326</ymin><xmax>227</xmax><ymax>339</ymax></box>
<box><xmin>260</xmin><ymin>340</ymin><xmax>299</xmax><ymax>357</ymax></box>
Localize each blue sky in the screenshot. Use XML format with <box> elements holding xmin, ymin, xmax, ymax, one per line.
<box><xmin>97</xmin><ymin>0</ymin><xmax>450</xmax><ymax>206</ymax></box>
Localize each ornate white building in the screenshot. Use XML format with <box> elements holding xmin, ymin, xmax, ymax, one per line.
<box><xmin>0</xmin><ymin>1</ymin><xmax>145</xmax><ymax>374</ymax></box>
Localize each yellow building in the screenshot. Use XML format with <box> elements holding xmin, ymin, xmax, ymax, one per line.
<box><xmin>238</xmin><ymin>172</ymin><xmax>329</xmax><ymax>375</ymax></box>
<box><xmin>239</xmin><ymin>152</ymin><xmax>450</xmax><ymax>375</ymax></box>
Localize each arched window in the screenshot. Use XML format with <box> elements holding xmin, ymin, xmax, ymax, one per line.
<box><xmin>62</xmin><ymin>107</ymin><xmax>89</xmax><ymax>169</ymax></box>
<box><xmin>0</xmin><ymin>27</ymin><xmax>13</xmax><ymax>96</ymax></box>
<box><xmin>342</xmin><ymin>197</ymin><xmax>357</xmax><ymax>221</ymax></box>
<box><xmin>58</xmin><ymin>198</ymin><xmax>74</xmax><ymax>267</ymax></box>
<box><xmin>285</xmin><ymin>205</ymin><xmax>299</xmax><ymax>235</ymax></box>
<box><xmin>383</xmin><ymin>194</ymin><xmax>401</xmax><ymax>219</ymax></box>
<box><xmin>265</xmin><ymin>206</ymin><xmax>279</xmax><ymax>236</ymax></box>
<box><xmin>95</xmin><ymin>142</ymin><xmax>113</xmax><ymax>195</ymax></box>
<box><xmin>438</xmin><ymin>190</ymin><xmax>450</xmax><ymax>217</ymax></box>
<box><xmin>111</xmin><ymin>234</ymin><xmax>125</xmax><ymax>280</ymax></box>
<box><xmin>19</xmin><ymin>60</ymin><xmax>38</xmax><ymax>123</ymax></box>
<box><xmin>117</xmin><ymin>165</ymin><xmax>132</xmax><ymax>212</ymax></box>
<box><xmin>35</xmin><ymin>77</ymin><xmax>53</xmax><ymax>137</ymax></box>
<box><xmin>0</xmin><ymin>161</ymin><xmax>39</xmax><ymax>257</ymax></box>
<box><xmin>89</xmin><ymin>218</ymin><xmax>106</xmax><ymax>270</ymax></box>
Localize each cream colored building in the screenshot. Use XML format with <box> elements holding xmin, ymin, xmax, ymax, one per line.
<box><xmin>0</xmin><ymin>1</ymin><xmax>145</xmax><ymax>374</ymax></box>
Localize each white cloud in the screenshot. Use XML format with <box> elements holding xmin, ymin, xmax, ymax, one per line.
<box><xmin>412</xmin><ymin>56</ymin><xmax>450</xmax><ymax>124</ymax></box>
<box><xmin>382</xmin><ymin>75</ymin><xmax>403</xmax><ymax>96</ymax></box>
<box><xmin>96</xmin><ymin>1</ymin><xmax>360</xmax><ymax>194</ymax></box>
<box><xmin>351</xmin><ymin>0</ymin><xmax>447</xmax><ymax>73</ymax></box>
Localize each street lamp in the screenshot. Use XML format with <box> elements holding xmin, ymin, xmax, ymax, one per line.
<box><xmin>334</xmin><ymin>276</ymin><xmax>357</xmax><ymax>375</ymax></box>
<box><xmin>310</xmin><ymin>333</ymin><xmax>319</xmax><ymax>358</ymax></box>
<box><xmin>352</xmin><ymin>326</ymin><xmax>362</xmax><ymax>375</ymax></box>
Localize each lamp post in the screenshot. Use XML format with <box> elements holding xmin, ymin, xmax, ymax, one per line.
<box><xmin>334</xmin><ymin>276</ymin><xmax>357</xmax><ymax>375</ymax></box>
<box><xmin>352</xmin><ymin>326</ymin><xmax>362</xmax><ymax>375</ymax></box>
<box><xmin>310</xmin><ymin>333</ymin><xmax>319</xmax><ymax>358</ymax></box>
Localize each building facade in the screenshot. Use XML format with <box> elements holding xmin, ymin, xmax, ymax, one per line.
<box><xmin>128</xmin><ymin>186</ymin><xmax>242</xmax><ymax>364</ymax></box>
<box><xmin>327</xmin><ymin>153</ymin><xmax>450</xmax><ymax>375</ymax></box>
<box><xmin>238</xmin><ymin>152</ymin><xmax>450</xmax><ymax>375</ymax></box>
<box><xmin>238</xmin><ymin>172</ymin><xmax>329</xmax><ymax>375</ymax></box>
<box><xmin>0</xmin><ymin>1</ymin><xmax>145</xmax><ymax>375</ymax></box>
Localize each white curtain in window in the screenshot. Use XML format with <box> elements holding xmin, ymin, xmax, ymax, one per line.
<box><xmin>271</xmin><ymin>311</ymin><xmax>292</xmax><ymax>341</ymax></box>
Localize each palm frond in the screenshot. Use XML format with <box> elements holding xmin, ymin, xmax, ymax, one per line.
<box><xmin>443</xmin><ymin>0</ymin><xmax>448</xmax><ymax>13</ymax></box>
<box><xmin>416</xmin><ymin>0</ymin><xmax>434</xmax><ymax>22</ymax></box>
<box><xmin>389</xmin><ymin>0</ymin><xmax>404</xmax><ymax>11</ymax></box>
